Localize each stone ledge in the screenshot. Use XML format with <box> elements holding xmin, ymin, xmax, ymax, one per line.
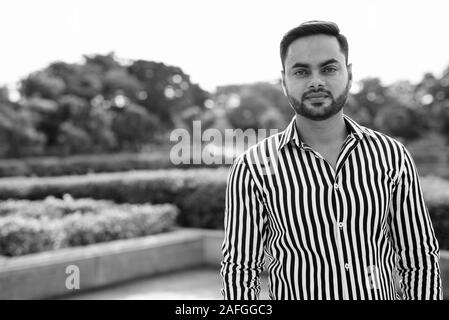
<box><xmin>0</xmin><ymin>228</ymin><xmax>204</xmax><ymax>299</ymax></box>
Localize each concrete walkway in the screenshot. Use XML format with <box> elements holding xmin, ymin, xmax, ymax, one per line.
<box><xmin>64</xmin><ymin>267</ymin><xmax>270</xmax><ymax>300</ymax></box>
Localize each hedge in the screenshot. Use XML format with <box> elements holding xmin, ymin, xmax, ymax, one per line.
<box><xmin>0</xmin><ymin>196</ymin><xmax>178</xmax><ymax>257</ymax></box>
<box><xmin>0</xmin><ymin>216</ymin><xmax>61</xmax><ymax>257</ymax></box>
<box><xmin>0</xmin><ymin>169</ymin><xmax>228</xmax><ymax>229</ymax></box>
<box><xmin>0</xmin><ymin>169</ymin><xmax>447</xmax><ymax>248</ymax></box>
<box><xmin>0</xmin><ymin>143</ymin><xmax>445</xmax><ymax>179</ymax></box>
<box><xmin>420</xmin><ymin>176</ymin><xmax>449</xmax><ymax>250</ymax></box>
<box><xmin>0</xmin><ymin>151</ymin><xmax>227</xmax><ymax>178</ymax></box>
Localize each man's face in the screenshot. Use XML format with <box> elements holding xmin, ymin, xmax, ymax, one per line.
<box><xmin>281</xmin><ymin>34</ymin><xmax>352</xmax><ymax>121</ymax></box>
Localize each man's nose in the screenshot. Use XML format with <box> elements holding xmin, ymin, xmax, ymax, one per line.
<box><xmin>307</xmin><ymin>75</ymin><xmax>325</xmax><ymax>90</ymax></box>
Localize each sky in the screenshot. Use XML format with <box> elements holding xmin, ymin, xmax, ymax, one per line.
<box><xmin>1</xmin><ymin>0</ymin><xmax>449</xmax><ymax>93</ymax></box>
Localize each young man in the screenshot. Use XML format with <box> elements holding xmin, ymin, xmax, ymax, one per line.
<box><xmin>220</xmin><ymin>21</ymin><xmax>442</xmax><ymax>300</ymax></box>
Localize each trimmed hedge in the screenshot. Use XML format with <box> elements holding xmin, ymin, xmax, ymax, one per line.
<box><xmin>0</xmin><ymin>196</ymin><xmax>178</xmax><ymax>256</ymax></box>
<box><xmin>0</xmin><ymin>151</ymin><xmax>227</xmax><ymax>178</ymax></box>
<box><xmin>0</xmin><ymin>169</ymin><xmax>228</xmax><ymax>229</ymax></box>
<box><xmin>0</xmin><ymin>169</ymin><xmax>447</xmax><ymax>248</ymax></box>
<box><xmin>0</xmin><ymin>142</ymin><xmax>444</xmax><ymax>179</ymax></box>
<box><xmin>0</xmin><ymin>216</ymin><xmax>61</xmax><ymax>257</ymax></box>
<box><xmin>0</xmin><ymin>195</ymin><xmax>114</xmax><ymax>219</ymax></box>
<box><xmin>62</xmin><ymin>204</ymin><xmax>178</xmax><ymax>247</ymax></box>
<box><xmin>420</xmin><ymin>175</ymin><xmax>449</xmax><ymax>250</ymax></box>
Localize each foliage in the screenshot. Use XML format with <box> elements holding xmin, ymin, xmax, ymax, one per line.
<box><xmin>420</xmin><ymin>176</ymin><xmax>449</xmax><ymax>249</ymax></box>
<box><xmin>176</xmin><ymin>179</ymin><xmax>227</xmax><ymax>229</ymax></box>
<box><xmin>0</xmin><ymin>169</ymin><xmax>228</xmax><ymax>228</ymax></box>
<box><xmin>0</xmin><ymin>100</ymin><xmax>46</xmax><ymax>157</ymax></box>
<box><xmin>0</xmin><ymin>150</ymin><xmax>227</xmax><ymax>178</ymax></box>
<box><xmin>110</xmin><ymin>103</ymin><xmax>160</xmax><ymax>151</ymax></box>
<box><xmin>8</xmin><ymin>53</ymin><xmax>210</xmax><ymax>157</ymax></box>
<box><xmin>0</xmin><ymin>196</ymin><xmax>178</xmax><ymax>256</ymax></box>
<box><xmin>128</xmin><ymin>60</ymin><xmax>209</xmax><ymax>127</ymax></box>
<box><xmin>216</xmin><ymin>82</ymin><xmax>292</xmax><ymax>131</ymax></box>
<box><xmin>0</xmin><ymin>169</ymin><xmax>447</xmax><ymax>240</ymax></box>
<box><xmin>62</xmin><ymin>203</ymin><xmax>178</xmax><ymax>246</ymax></box>
<box><xmin>0</xmin><ymin>216</ymin><xmax>62</xmax><ymax>256</ymax></box>
<box><xmin>1</xmin><ymin>173</ymin><xmax>447</xmax><ymax>255</ymax></box>
<box><xmin>3</xmin><ymin>53</ymin><xmax>449</xmax><ymax>160</ymax></box>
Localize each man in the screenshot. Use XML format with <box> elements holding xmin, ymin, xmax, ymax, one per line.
<box><xmin>220</xmin><ymin>21</ymin><xmax>442</xmax><ymax>300</ymax></box>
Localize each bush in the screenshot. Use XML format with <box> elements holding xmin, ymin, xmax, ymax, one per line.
<box><xmin>428</xmin><ymin>201</ymin><xmax>449</xmax><ymax>251</ymax></box>
<box><xmin>420</xmin><ymin>176</ymin><xmax>449</xmax><ymax>205</ymax></box>
<box><xmin>0</xmin><ymin>152</ymin><xmax>171</xmax><ymax>177</ymax></box>
<box><xmin>405</xmin><ymin>134</ymin><xmax>449</xmax><ymax>179</ymax></box>
<box><xmin>0</xmin><ymin>151</ymin><xmax>228</xmax><ymax>178</ymax></box>
<box><xmin>0</xmin><ymin>216</ymin><xmax>62</xmax><ymax>256</ymax></box>
<box><xmin>0</xmin><ymin>169</ymin><xmax>229</xmax><ymax>229</ymax></box>
<box><xmin>0</xmin><ymin>195</ymin><xmax>115</xmax><ymax>219</ymax></box>
<box><xmin>177</xmin><ymin>179</ymin><xmax>227</xmax><ymax>229</ymax></box>
<box><xmin>62</xmin><ymin>203</ymin><xmax>178</xmax><ymax>246</ymax></box>
<box><xmin>0</xmin><ymin>169</ymin><xmax>447</xmax><ymax>246</ymax></box>
<box><xmin>421</xmin><ymin>176</ymin><xmax>449</xmax><ymax>249</ymax></box>
<box><xmin>0</xmin><ymin>197</ymin><xmax>178</xmax><ymax>256</ymax></box>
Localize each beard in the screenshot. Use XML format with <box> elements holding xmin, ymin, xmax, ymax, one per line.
<box><xmin>286</xmin><ymin>81</ymin><xmax>351</xmax><ymax>121</ymax></box>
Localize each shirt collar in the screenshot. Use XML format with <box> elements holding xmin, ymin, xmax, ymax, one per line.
<box><xmin>277</xmin><ymin>114</ymin><xmax>376</xmax><ymax>152</ymax></box>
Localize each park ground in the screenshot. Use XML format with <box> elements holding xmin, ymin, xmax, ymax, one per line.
<box><xmin>63</xmin><ymin>267</ymin><xmax>270</xmax><ymax>300</ymax></box>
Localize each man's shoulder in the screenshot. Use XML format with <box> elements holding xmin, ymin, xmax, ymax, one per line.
<box><xmin>360</xmin><ymin>125</ymin><xmax>406</xmax><ymax>151</ymax></box>
<box><xmin>358</xmin><ymin>125</ymin><xmax>410</xmax><ymax>174</ymax></box>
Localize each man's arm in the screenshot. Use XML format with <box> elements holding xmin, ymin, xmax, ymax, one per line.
<box><xmin>389</xmin><ymin>144</ymin><xmax>443</xmax><ymax>299</ymax></box>
<box><xmin>220</xmin><ymin>156</ymin><xmax>267</xmax><ymax>300</ymax></box>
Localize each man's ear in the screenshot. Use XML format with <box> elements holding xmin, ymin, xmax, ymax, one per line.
<box><xmin>281</xmin><ymin>70</ymin><xmax>288</xmax><ymax>97</ymax></box>
<box><xmin>347</xmin><ymin>63</ymin><xmax>353</xmax><ymax>88</ymax></box>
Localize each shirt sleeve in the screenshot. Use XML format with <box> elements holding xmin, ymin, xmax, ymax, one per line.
<box><xmin>220</xmin><ymin>156</ymin><xmax>267</xmax><ymax>300</ymax></box>
<box><xmin>389</xmin><ymin>144</ymin><xmax>443</xmax><ymax>300</ymax></box>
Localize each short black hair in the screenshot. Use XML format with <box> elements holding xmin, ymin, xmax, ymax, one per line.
<box><xmin>280</xmin><ymin>21</ymin><xmax>349</xmax><ymax>69</ymax></box>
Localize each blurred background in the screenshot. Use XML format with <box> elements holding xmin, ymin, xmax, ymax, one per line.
<box><xmin>0</xmin><ymin>0</ymin><xmax>448</xmax><ymax>300</ymax></box>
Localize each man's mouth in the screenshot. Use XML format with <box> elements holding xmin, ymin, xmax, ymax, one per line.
<box><xmin>305</xmin><ymin>93</ymin><xmax>329</xmax><ymax>99</ymax></box>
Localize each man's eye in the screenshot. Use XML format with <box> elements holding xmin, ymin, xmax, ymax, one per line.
<box><xmin>323</xmin><ymin>67</ymin><xmax>337</xmax><ymax>73</ymax></box>
<box><xmin>294</xmin><ymin>70</ymin><xmax>308</xmax><ymax>76</ymax></box>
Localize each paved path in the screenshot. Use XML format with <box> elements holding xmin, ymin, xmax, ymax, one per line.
<box><xmin>64</xmin><ymin>267</ymin><xmax>270</xmax><ymax>300</ymax></box>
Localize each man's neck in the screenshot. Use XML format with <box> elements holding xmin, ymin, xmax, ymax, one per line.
<box><xmin>295</xmin><ymin>112</ymin><xmax>348</xmax><ymax>148</ymax></box>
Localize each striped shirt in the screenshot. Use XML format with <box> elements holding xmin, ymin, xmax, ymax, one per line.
<box><xmin>220</xmin><ymin>114</ymin><xmax>442</xmax><ymax>300</ymax></box>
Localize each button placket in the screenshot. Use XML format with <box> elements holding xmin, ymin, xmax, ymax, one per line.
<box><xmin>333</xmin><ymin>174</ymin><xmax>340</xmax><ymax>191</ymax></box>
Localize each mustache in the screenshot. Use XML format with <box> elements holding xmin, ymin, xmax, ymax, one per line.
<box><xmin>302</xmin><ymin>89</ymin><xmax>333</xmax><ymax>99</ymax></box>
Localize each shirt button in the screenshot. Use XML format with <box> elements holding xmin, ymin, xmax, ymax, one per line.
<box><xmin>338</xmin><ymin>222</ymin><xmax>344</xmax><ymax>229</ymax></box>
<box><xmin>334</xmin><ymin>183</ymin><xmax>339</xmax><ymax>190</ymax></box>
<box><xmin>345</xmin><ymin>263</ymin><xmax>350</xmax><ymax>270</ymax></box>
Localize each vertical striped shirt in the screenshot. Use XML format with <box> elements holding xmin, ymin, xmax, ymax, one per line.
<box><xmin>220</xmin><ymin>114</ymin><xmax>442</xmax><ymax>300</ymax></box>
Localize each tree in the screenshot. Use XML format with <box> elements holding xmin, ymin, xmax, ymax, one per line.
<box><xmin>14</xmin><ymin>53</ymin><xmax>211</xmax><ymax>156</ymax></box>
<box><xmin>349</xmin><ymin>78</ymin><xmax>388</xmax><ymax>127</ymax></box>
<box><xmin>19</xmin><ymin>71</ymin><xmax>66</xmax><ymax>100</ymax></box>
<box><xmin>216</xmin><ymin>82</ymin><xmax>292</xmax><ymax>131</ymax></box>
<box><xmin>373</xmin><ymin>106</ymin><xmax>422</xmax><ymax>140</ymax></box>
<box><xmin>415</xmin><ymin>70</ymin><xmax>449</xmax><ymax>140</ymax></box>
<box><xmin>23</xmin><ymin>97</ymin><xmax>61</xmax><ymax>147</ymax></box>
<box><xmin>0</xmin><ymin>101</ymin><xmax>46</xmax><ymax>157</ymax></box>
<box><xmin>110</xmin><ymin>103</ymin><xmax>161</xmax><ymax>151</ymax></box>
<box><xmin>128</xmin><ymin>60</ymin><xmax>209</xmax><ymax>128</ymax></box>
<box><xmin>83</xmin><ymin>52</ymin><xmax>122</xmax><ymax>73</ymax></box>
<box><xmin>226</xmin><ymin>94</ymin><xmax>274</xmax><ymax>130</ymax></box>
<box><xmin>0</xmin><ymin>86</ymin><xmax>9</xmax><ymax>102</ymax></box>
<box><xmin>102</xmin><ymin>69</ymin><xmax>143</xmax><ymax>100</ymax></box>
<box><xmin>57</xmin><ymin>122</ymin><xmax>93</xmax><ymax>155</ymax></box>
